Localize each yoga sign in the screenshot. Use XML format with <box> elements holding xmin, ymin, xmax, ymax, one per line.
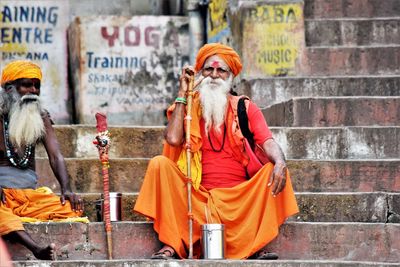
<box><xmin>69</xmin><ymin>16</ymin><xmax>189</xmax><ymax>125</ymax></box>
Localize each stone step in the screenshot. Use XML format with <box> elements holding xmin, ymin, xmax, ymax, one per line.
<box><xmin>288</xmin><ymin>159</ymin><xmax>400</xmax><ymax>193</ymax></box>
<box><xmin>77</xmin><ymin>192</ymin><xmax>400</xmax><ymax>224</ymax></box>
<box><xmin>36</xmin><ymin>126</ymin><xmax>400</xmax><ymax>160</ymax></box>
<box><xmin>12</xmin><ymin>259</ymin><xmax>400</xmax><ymax>267</ymax></box>
<box><xmin>239</xmin><ymin>76</ymin><xmax>400</xmax><ymax>107</ymax></box>
<box><xmin>6</xmin><ymin>222</ymin><xmax>400</xmax><ymax>262</ymax></box>
<box><xmin>273</xmin><ymin>127</ymin><xmax>400</xmax><ymax>160</ymax></box>
<box><xmin>304</xmin><ymin>0</ymin><xmax>400</xmax><ymax>19</ymax></box>
<box><xmin>263</xmin><ymin>97</ymin><xmax>400</xmax><ymax>127</ymax></box>
<box><xmin>36</xmin><ymin>159</ymin><xmax>400</xmax><ymax>193</ymax></box>
<box><xmin>305</xmin><ymin>18</ymin><xmax>400</xmax><ymax>47</ymax></box>
<box><xmin>298</xmin><ymin>46</ymin><xmax>400</xmax><ymax>76</ymax></box>
<box><xmin>36</xmin><ymin>158</ymin><xmax>148</xmax><ymax>194</ymax></box>
<box><xmin>36</xmin><ymin>126</ymin><xmax>165</xmax><ymax>158</ymax></box>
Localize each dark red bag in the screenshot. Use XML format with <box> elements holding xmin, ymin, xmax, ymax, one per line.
<box><xmin>238</xmin><ymin>97</ymin><xmax>270</xmax><ymax>178</ymax></box>
<box><xmin>244</xmin><ymin>138</ymin><xmax>270</xmax><ymax>177</ymax></box>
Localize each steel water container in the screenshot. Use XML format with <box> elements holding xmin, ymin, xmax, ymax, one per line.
<box><xmin>201</xmin><ymin>224</ymin><xmax>225</xmax><ymax>259</ymax></box>
<box><xmin>96</xmin><ymin>192</ymin><xmax>122</xmax><ymax>221</ymax></box>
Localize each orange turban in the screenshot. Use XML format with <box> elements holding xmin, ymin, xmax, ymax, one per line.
<box><xmin>1</xmin><ymin>60</ymin><xmax>42</xmax><ymax>87</ymax></box>
<box><xmin>195</xmin><ymin>43</ymin><xmax>242</xmax><ymax>76</ymax></box>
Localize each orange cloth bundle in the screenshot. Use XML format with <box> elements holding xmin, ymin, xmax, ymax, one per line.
<box><xmin>1</xmin><ymin>60</ymin><xmax>42</xmax><ymax>87</ymax></box>
<box><xmin>0</xmin><ymin>188</ymin><xmax>84</xmax><ymax>236</ymax></box>
<box><xmin>194</xmin><ymin>43</ymin><xmax>243</xmax><ymax>76</ymax></box>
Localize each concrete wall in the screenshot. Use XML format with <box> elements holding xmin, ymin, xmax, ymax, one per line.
<box><xmin>68</xmin><ymin>0</ymin><xmax>186</xmax><ymax>20</ymax></box>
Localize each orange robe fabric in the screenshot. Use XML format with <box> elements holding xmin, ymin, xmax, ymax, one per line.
<box><xmin>135</xmin><ymin>92</ymin><xmax>299</xmax><ymax>259</ymax></box>
<box><xmin>134</xmin><ymin>156</ymin><xmax>298</xmax><ymax>259</ymax></box>
<box><xmin>0</xmin><ymin>188</ymin><xmax>82</xmax><ymax>236</ymax></box>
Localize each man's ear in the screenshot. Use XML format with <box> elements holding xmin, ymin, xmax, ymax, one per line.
<box><xmin>4</xmin><ymin>82</ymin><xmax>13</xmax><ymax>92</ymax></box>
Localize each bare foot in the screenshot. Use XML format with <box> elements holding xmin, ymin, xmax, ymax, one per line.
<box><xmin>32</xmin><ymin>243</ymin><xmax>55</xmax><ymax>260</ymax></box>
<box><xmin>151</xmin><ymin>245</ymin><xmax>176</xmax><ymax>260</ymax></box>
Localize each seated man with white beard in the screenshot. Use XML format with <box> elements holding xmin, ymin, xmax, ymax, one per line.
<box><xmin>0</xmin><ymin>60</ymin><xmax>85</xmax><ymax>260</ymax></box>
<box><xmin>134</xmin><ymin>43</ymin><xmax>299</xmax><ymax>260</ymax></box>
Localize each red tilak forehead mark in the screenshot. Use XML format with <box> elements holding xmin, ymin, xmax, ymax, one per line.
<box><xmin>211</xmin><ymin>61</ymin><xmax>220</xmax><ymax>68</ymax></box>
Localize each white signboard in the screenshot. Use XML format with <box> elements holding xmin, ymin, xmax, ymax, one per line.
<box><xmin>0</xmin><ymin>0</ymin><xmax>70</xmax><ymax>123</ymax></box>
<box><xmin>69</xmin><ymin>16</ymin><xmax>190</xmax><ymax>125</ymax></box>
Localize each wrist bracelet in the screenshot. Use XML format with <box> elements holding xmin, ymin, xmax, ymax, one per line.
<box><xmin>175</xmin><ymin>97</ymin><xmax>187</xmax><ymax>105</ymax></box>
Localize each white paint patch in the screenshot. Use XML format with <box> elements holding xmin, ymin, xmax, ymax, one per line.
<box><xmin>76</xmin><ymin>130</ymin><xmax>98</xmax><ymax>158</ymax></box>
<box><xmin>305</xmin><ymin>131</ymin><xmax>339</xmax><ymax>160</ymax></box>
<box><xmin>270</xmin><ymin>129</ymin><xmax>289</xmax><ymax>155</ymax></box>
<box><xmin>346</xmin><ymin>129</ymin><xmax>375</xmax><ymax>159</ymax></box>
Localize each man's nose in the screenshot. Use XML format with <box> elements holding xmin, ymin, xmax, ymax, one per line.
<box><xmin>210</xmin><ymin>68</ymin><xmax>219</xmax><ymax>79</ymax></box>
<box><xmin>28</xmin><ymin>86</ymin><xmax>39</xmax><ymax>94</ymax></box>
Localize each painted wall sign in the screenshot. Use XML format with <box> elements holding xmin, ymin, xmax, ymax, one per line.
<box><xmin>207</xmin><ymin>0</ymin><xmax>231</xmax><ymax>44</ymax></box>
<box><xmin>0</xmin><ymin>0</ymin><xmax>70</xmax><ymax>123</ymax></box>
<box><xmin>69</xmin><ymin>16</ymin><xmax>189</xmax><ymax>125</ymax></box>
<box><xmin>241</xmin><ymin>2</ymin><xmax>304</xmax><ymax>77</ymax></box>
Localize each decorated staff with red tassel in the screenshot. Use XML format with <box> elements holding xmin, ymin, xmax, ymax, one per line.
<box><xmin>93</xmin><ymin>112</ymin><xmax>113</xmax><ymax>260</ymax></box>
<box><xmin>134</xmin><ymin>43</ymin><xmax>298</xmax><ymax>260</ymax></box>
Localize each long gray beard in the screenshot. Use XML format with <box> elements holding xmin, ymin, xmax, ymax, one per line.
<box><xmin>8</xmin><ymin>94</ymin><xmax>45</xmax><ymax>148</ymax></box>
<box><xmin>199</xmin><ymin>75</ymin><xmax>233</xmax><ymax>135</ymax></box>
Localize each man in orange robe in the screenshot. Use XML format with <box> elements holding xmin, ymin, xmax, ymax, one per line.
<box><xmin>134</xmin><ymin>43</ymin><xmax>299</xmax><ymax>260</ymax></box>
<box><xmin>0</xmin><ymin>60</ymin><xmax>85</xmax><ymax>260</ymax></box>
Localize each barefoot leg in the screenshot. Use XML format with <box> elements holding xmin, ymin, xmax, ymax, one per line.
<box><xmin>4</xmin><ymin>230</ymin><xmax>55</xmax><ymax>260</ymax></box>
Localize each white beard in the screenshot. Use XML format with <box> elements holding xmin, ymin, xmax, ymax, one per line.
<box><xmin>8</xmin><ymin>94</ymin><xmax>45</xmax><ymax>148</ymax></box>
<box><xmin>198</xmin><ymin>75</ymin><xmax>233</xmax><ymax>134</ymax></box>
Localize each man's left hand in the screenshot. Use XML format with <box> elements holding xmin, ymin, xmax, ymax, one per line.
<box><xmin>60</xmin><ymin>191</ymin><xmax>84</xmax><ymax>212</ymax></box>
<box><xmin>268</xmin><ymin>161</ymin><xmax>287</xmax><ymax>196</ymax></box>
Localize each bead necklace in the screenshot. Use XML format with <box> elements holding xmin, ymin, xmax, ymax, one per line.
<box><xmin>2</xmin><ymin>115</ymin><xmax>33</xmax><ymax>169</ymax></box>
<box><xmin>208</xmin><ymin>123</ymin><xmax>226</xmax><ymax>152</ymax></box>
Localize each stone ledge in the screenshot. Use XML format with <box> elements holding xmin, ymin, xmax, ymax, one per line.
<box><xmin>263</xmin><ymin>97</ymin><xmax>400</xmax><ymax>126</ymax></box>
<box><xmin>77</xmin><ymin>192</ymin><xmax>398</xmax><ymax>223</ymax></box>
<box><xmin>35</xmin><ymin>126</ymin><xmax>400</xmax><ymax>159</ymax></box>
<box><xmin>304</xmin><ymin>0</ymin><xmax>400</xmax><ymax>19</ymax></box>
<box><xmin>12</xmin><ymin>259</ymin><xmax>400</xmax><ymax>267</ymax></box>
<box><xmin>305</xmin><ymin>19</ymin><xmax>400</xmax><ymax>47</ymax></box>
<box><xmin>6</xmin><ymin>222</ymin><xmax>400</xmax><ymax>262</ymax></box>
<box><xmin>239</xmin><ymin>76</ymin><xmax>400</xmax><ymax>107</ymax></box>
<box><xmin>298</xmin><ymin>47</ymin><xmax>400</xmax><ymax>77</ymax></box>
<box><xmin>36</xmin><ymin>159</ymin><xmax>400</xmax><ymax>193</ymax></box>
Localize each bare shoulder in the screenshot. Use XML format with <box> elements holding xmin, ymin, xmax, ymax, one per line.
<box><xmin>41</xmin><ymin>109</ymin><xmax>55</xmax><ymax>125</ymax></box>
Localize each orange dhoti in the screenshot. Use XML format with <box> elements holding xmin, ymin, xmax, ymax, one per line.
<box><xmin>134</xmin><ymin>155</ymin><xmax>299</xmax><ymax>259</ymax></box>
<box><xmin>0</xmin><ymin>188</ymin><xmax>84</xmax><ymax>236</ymax></box>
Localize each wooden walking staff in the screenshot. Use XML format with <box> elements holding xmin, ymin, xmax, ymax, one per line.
<box><xmin>93</xmin><ymin>113</ymin><xmax>113</xmax><ymax>260</ymax></box>
<box><xmin>185</xmin><ymin>69</ymin><xmax>195</xmax><ymax>259</ymax></box>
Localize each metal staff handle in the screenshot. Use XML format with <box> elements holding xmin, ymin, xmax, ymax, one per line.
<box><xmin>94</xmin><ymin>113</ymin><xmax>113</xmax><ymax>260</ymax></box>
<box><xmin>185</xmin><ymin>70</ymin><xmax>195</xmax><ymax>259</ymax></box>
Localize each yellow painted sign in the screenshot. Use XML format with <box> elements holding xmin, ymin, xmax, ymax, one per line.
<box><xmin>207</xmin><ymin>0</ymin><xmax>230</xmax><ymax>43</ymax></box>
<box><xmin>242</xmin><ymin>3</ymin><xmax>304</xmax><ymax>77</ymax></box>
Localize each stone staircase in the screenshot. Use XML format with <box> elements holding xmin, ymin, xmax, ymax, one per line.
<box><xmin>8</xmin><ymin>0</ymin><xmax>400</xmax><ymax>266</ymax></box>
